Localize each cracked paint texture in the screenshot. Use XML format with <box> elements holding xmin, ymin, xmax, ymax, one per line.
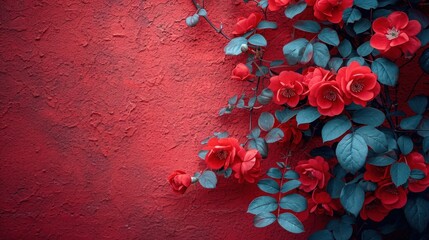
<box><xmin>0</xmin><ymin>0</ymin><xmax>428</xmax><ymax>239</ymax></box>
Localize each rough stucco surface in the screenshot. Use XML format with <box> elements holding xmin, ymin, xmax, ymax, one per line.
<box><xmin>0</xmin><ymin>0</ymin><xmax>428</xmax><ymax>239</ymax></box>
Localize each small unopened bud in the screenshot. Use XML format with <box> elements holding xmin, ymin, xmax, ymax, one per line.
<box><xmin>185</xmin><ymin>14</ymin><xmax>200</xmax><ymax>27</ymax></box>
<box><xmin>191</xmin><ymin>176</ymin><xmax>198</xmax><ymax>183</ymax></box>
<box><xmin>240</xmin><ymin>43</ymin><xmax>248</xmax><ymax>52</ymax></box>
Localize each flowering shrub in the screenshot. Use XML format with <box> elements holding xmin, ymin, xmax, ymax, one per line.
<box><xmin>176</xmin><ymin>0</ymin><xmax>429</xmax><ymax>238</ymax></box>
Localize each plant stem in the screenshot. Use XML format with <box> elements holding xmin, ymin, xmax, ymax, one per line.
<box><xmin>191</xmin><ymin>0</ymin><xmax>231</xmax><ymax>40</ymax></box>
<box><xmin>277</xmin><ymin>151</ymin><xmax>292</xmax><ymax>218</ymax></box>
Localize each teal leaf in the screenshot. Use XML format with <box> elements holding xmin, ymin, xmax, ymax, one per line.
<box><xmin>367</xmin><ymin>155</ymin><xmax>396</xmax><ymax>166</ymax></box>
<box><xmin>328</xmin><ymin>57</ymin><xmax>343</xmax><ymax>72</ymax></box>
<box><xmin>296</xmin><ymin>107</ymin><xmax>321</xmax><ymax>125</ymax></box>
<box><xmin>275</xmin><ymin>108</ymin><xmax>297</xmax><ymax>123</ymax></box>
<box><xmin>249</xmin><ymin>34</ymin><xmax>267</xmax><ymax>47</ymax></box>
<box><xmin>309</xmin><ymin>230</ymin><xmax>334</xmax><ymax>240</ymax></box>
<box><xmin>408</xmin><ymin>95</ymin><xmax>428</xmax><ymax>114</ymax></box>
<box><xmin>417</xmin><ymin>29</ymin><xmax>429</xmax><ymax>46</ymax></box>
<box><xmin>254</xmin><ymin>212</ymin><xmax>276</xmax><ymax>228</ymax></box>
<box><xmin>198</xmin><ymin>150</ymin><xmax>208</xmax><ymax>160</ymax></box>
<box><xmin>265</xmin><ymin>128</ymin><xmax>285</xmax><ymax>143</ymax></box>
<box><xmin>284</xmin><ymin>170</ymin><xmax>299</xmax><ymax>179</ymax></box>
<box><xmin>185</xmin><ymin>14</ymin><xmax>200</xmax><ymax>27</ymax></box>
<box><xmin>340</xmin><ymin>183</ymin><xmax>365</xmax><ymax>216</ymax></box>
<box><xmin>280</xmin><ymin>194</ymin><xmax>307</xmax><ymax>212</ymax></box>
<box><xmin>352</xmin><ymin>107</ymin><xmax>385</xmax><ymax>127</ymax></box>
<box><xmin>259</xmin><ymin>112</ymin><xmax>275</xmax><ymax>131</ymax></box>
<box><xmin>353</xmin><ymin>18</ymin><xmax>371</xmax><ymax>34</ymax></box>
<box><xmin>343</xmin><ymin>8</ymin><xmax>362</xmax><ymax>23</ymax></box>
<box><xmin>357</xmin><ymin>41</ymin><xmax>373</xmax><ymax>57</ymax></box>
<box><xmin>278</xmin><ymin>213</ymin><xmax>305</xmax><ymax>233</ymax></box>
<box><xmin>283</xmin><ymin>38</ymin><xmax>309</xmax><ymax>65</ymax></box>
<box><xmin>248</xmin><ymin>127</ymin><xmax>261</xmax><ymax>139</ymax></box>
<box><xmin>336</xmin><ymin>133</ymin><xmax>368</xmax><ymax>173</ymax></box>
<box><xmin>361</xmin><ymin>230</ymin><xmax>382</xmax><ymax>240</ymax></box>
<box><xmin>390</xmin><ymin>162</ymin><xmax>411</xmax><ymax>187</ymax></box>
<box><xmin>410</xmin><ymin>169</ymin><xmax>426</xmax><ymax>180</ymax></box>
<box><xmin>248</xmin><ymin>196</ymin><xmax>278</xmax><ymax>214</ymax></box>
<box><xmin>293</xmin><ymin>20</ymin><xmax>321</xmax><ymax>33</ymax></box>
<box><xmin>281</xmin><ymin>179</ymin><xmax>301</xmax><ymax>193</ymax></box>
<box><xmin>419</xmin><ymin>48</ymin><xmax>429</xmax><ymax>73</ymax></box>
<box><xmin>400</xmin><ymin>115</ymin><xmax>423</xmax><ymax>130</ymax></box>
<box><xmin>198</xmin><ymin>170</ymin><xmax>217</xmax><ymax>188</ymax></box>
<box><xmin>257</xmin><ymin>88</ymin><xmax>273</xmax><ymax>105</ymax></box>
<box><xmin>322</xmin><ymin>115</ymin><xmax>352</xmax><ymax>142</ymax></box>
<box><xmin>355</xmin><ymin>126</ymin><xmax>388</xmax><ymax>153</ymax></box>
<box><xmin>300</xmin><ymin>42</ymin><xmax>314</xmax><ymax>64</ymax></box>
<box><xmin>404</xmin><ymin>197</ymin><xmax>429</xmax><ymax>233</ymax></box>
<box><xmin>327</xmin><ymin>178</ymin><xmax>345</xmax><ymax>199</ymax></box>
<box><xmin>347</xmin><ymin>57</ymin><xmax>365</xmax><ymax>66</ymax></box>
<box><xmin>354</xmin><ymin>0</ymin><xmax>378</xmax><ymax>9</ymax></box>
<box><xmin>397</xmin><ymin>135</ymin><xmax>413</xmax><ymax>155</ymax></box>
<box><xmin>248</xmin><ymin>138</ymin><xmax>268</xmax><ymax>158</ymax></box>
<box><xmin>257</xmin><ymin>21</ymin><xmax>278</xmax><ymax>30</ymax></box>
<box><xmin>338</xmin><ymin>39</ymin><xmax>352</xmax><ymax>58</ymax></box>
<box><xmin>318</xmin><ymin>28</ymin><xmax>340</xmax><ymax>46</ymax></box>
<box><xmin>313</xmin><ymin>42</ymin><xmax>330</xmax><ymax>68</ymax></box>
<box><xmin>224</xmin><ymin>37</ymin><xmax>248</xmax><ymax>55</ymax></box>
<box><xmin>285</xmin><ymin>1</ymin><xmax>307</xmax><ymax>19</ymax></box>
<box><xmin>258</xmin><ymin>178</ymin><xmax>280</xmax><ymax>194</ymax></box>
<box><xmin>197</xmin><ymin>8</ymin><xmax>207</xmax><ymax>16</ymax></box>
<box><xmin>267</xmin><ymin>168</ymin><xmax>282</xmax><ymax>179</ymax></box>
<box><xmin>371</xmin><ymin>58</ymin><xmax>399</xmax><ymax>86</ymax></box>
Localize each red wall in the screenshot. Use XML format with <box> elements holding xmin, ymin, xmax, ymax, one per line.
<box><xmin>0</xmin><ymin>0</ymin><xmax>427</xmax><ymax>239</ymax></box>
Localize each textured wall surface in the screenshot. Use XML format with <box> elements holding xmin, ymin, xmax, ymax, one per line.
<box><xmin>0</xmin><ymin>0</ymin><xmax>427</xmax><ymax>239</ymax></box>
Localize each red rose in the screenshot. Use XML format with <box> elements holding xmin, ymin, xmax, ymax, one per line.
<box><xmin>303</xmin><ymin>67</ymin><xmax>335</xmax><ymax>91</ymax></box>
<box><xmin>232</xmin><ymin>13</ymin><xmax>263</xmax><ymax>36</ymax></box>
<box><xmin>312</xmin><ymin>0</ymin><xmax>353</xmax><ymax>24</ymax></box>
<box><xmin>308</xmin><ymin>190</ymin><xmax>342</xmax><ymax>216</ymax></box>
<box><xmin>296</xmin><ymin>156</ymin><xmax>331</xmax><ymax>192</ymax></box>
<box><xmin>231</xmin><ymin>149</ymin><xmax>262</xmax><ymax>183</ymax></box>
<box><xmin>363</xmin><ymin>164</ymin><xmax>391</xmax><ymax>183</ymax></box>
<box><xmin>360</xmin><ymin>193</ymin><xmax>391</xmax><ymax>222</ymax></box>
<box><xmin>268</xmin><ymin>71</ymin><xmax>306</xmax><ymax>107</ymax></box>
<box><xmin>278</xmin><ymin>117</ymin><xmax>309</xmax><ymax>147</ymax></box>
<box><xmin>168</xmin><ymin>170</ymin><xmax>192</xmax><ymax>194</ymax></box>
<box><xmin>375</xmin><ymin>181</ymin><xmax>407</xmax><ymax>209</ymax></box>
<box><xmin>370</xmin><ymin>11</ymin><xmax>421</xmax><ymax>58</ymax></box>
<box><xmin>231</xmin><ymin>63</ymin><xmax>254</xmax><ymax>81</ymax></box>
<box><xmin>336</xmin><ymin>62</ymin><xmax>380</xmax><ymax>106</ymax></box>
<box><xmin>399</xmin><ymin>152</ymin><xmax>429</xmax><ymax>193</ymax></box>
<box><xmin>268</xmin><ymin>0</ymin><xmax>292</xmax><ymax>11</ymax></box>
<box><xmin>308</xmin><ymin>79</ymin><xmax>345</xmax><ymax>116</ymax></box>
<box><xmin>205</xmin><ymin>137</ymin><xmax>242</xmax><ymax>170</ymax></box>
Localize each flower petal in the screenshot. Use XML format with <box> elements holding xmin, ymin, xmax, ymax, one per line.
<box><xmin>372</xmin><ymin>17</ymin><xmax>390</xmax><ymax>34</ymax></box>
<box><xmin>387</xmin><ymin>11</ymin><xmax>408</xmax><ymax>30</ymax></box>
<box><xmin>370</xmin><ymin>33</ymin><xmax>390</xmax><ymax>51</ymax></box>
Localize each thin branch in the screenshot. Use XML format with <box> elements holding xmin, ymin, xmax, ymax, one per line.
<box><xmin>191</xmin><ymin>0</ymin><xmax>231</xmax><ymax>40</ymax></box>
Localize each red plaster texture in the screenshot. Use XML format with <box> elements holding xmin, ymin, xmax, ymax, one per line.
<box><xmin>0</xmin><ymin>0</ymin><xmax>428</xmax><ymax>239</ymax></box>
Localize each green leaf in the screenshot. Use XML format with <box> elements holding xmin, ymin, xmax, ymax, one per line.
<box><xmin>408</xmin><ymin>95</ymin><xmax>428</xmax><ymax>114</ymax></box>
<box><xmin>293</xmin><ymin>20</ymin><xmax>321</xmax><ymax>33</ymax></box>
<box><xmin>249</xmin><ymin>34</ymin><xmax>267</xmax><ymax>47</ymax></box>
<box><xmin>352</xmin><ymin>107</ymin><xmax>385</xmax><ymax>127</ymax></box>
<box><xmin>258</xmin><ymin>178</ymin><xmax>280</xmax><ymax>194</ymax></box>
<box><xmin>322</xmin><ymin>115</ymin><xmax>352</xmax><ymax>142</ymax></box>
<box><xmin>354</xmin><ymin>0</ymin><xmax>378</xmax><ymax>9</ymax></box>
<box><xmin>313</xmin><ymin>42</ymin><xmax>330</xmax><ymax>67</ymax></box>
<box><xmin>254</xmin><ymin>212</ymin><xmax>276</xmax><ymax>228</ymax></box>
<box><xmin>224</xmin><ymin>37</ymin><xmax>247</xmax><ymax>55</ymax></box>
<box><xmin>338</xmin><ymin>39</ymin><xmax>352</xmax><ymax>58</ymax></box>
<box><xmin>390</xmin><ymin>162</ymin><xmax>411</xmax><ymax>187</ymax></box>
<box><xmin>353</xmin><ymin>18</ymin><xmax>371</xmax><ymax>34</ymax></box>
<box><xmin>400</xmin><ymin>115</ymin><xmax>423</xmax><ymax>130</ymax></box>
<box><xmin>371</xmin><ymin>58</ymin><xmax>399</xmax><ymax>86</ymax></box>
<box><xmin>296</xmin><ymin>107</ymin><xmax>320</xmax><ymax>125</ymax></box>
<box><xmin>277</xmin><ymin>213</ymin><xmax>305</xmax><ymax>233</ymax></box>
<box><xmin>283</xmin><ymin>38</ymin><xmax>309</xmax><ymax>65</ymax></box>
<box><xmin>259</xmin><ymin>112</ymin><xmax>275</xmax><ymax>131</ymax></box>
<box><xmin>357</xmin><ymin>41</ymin><xmax>373</xmax><ymax>57</ymax></box>
<box><xmin>265</xmin><ymin>128</ymin><xmax>285</xmax><ymax>143</ymax></box>
<box><xmin>198</xmin><ymin>170</ymin><xmax>217</xmax><ymax>188</ymax></box>
<box><xmin>318</xmin><ymin>28</ymin><xmax>340</xmax><ymax>46</ymax></box>
<box><xmin>397</xmin><ymin>135</ymin><xmax>413</xmax><ymax>155</ymax></box>
<box><xmin>404</xmin><ymin>197</ymin><xmax>429</xmax><ymax>233</ymax></box>
<box><xmin>280</xmin><ymin>194</ymin><xmax>307</xmax><ymax>212</ymax></box>
<box><xmin>248</xmin><ymin>196</ymin><xmax>278</xmax><ymax>215</ymax></box>
<box><xmin>257</xmin><ymin>21</ymin><xmax>278</xmax><ymax>30</ymax></box>
<box><xmin>248</xmin><ymin>138</ymin><xmax>268</xmax><ymax>159</ymax></box>
<box><xmin>355</xmin><ymin>126</ymin><xmax>388</xmax><ymax>153</ymax></box>
<box><xmin>340</xmin><ymin>183</ymin><xmax>365</xmax><ymax>216</ymax></box>
<box><xmin>336</xmin><ymin>133</ymin><xmax>368</xmax><ymax>173</ymax></box>
<box><xmin>343</xmin><ymin>8</ymin><xmax>362</xmax><ymax>23</ymax></box>
<box><xmin>285</xmin><ymin>1</ymin><xmax>307</xmax><ymax>19</ymax></box>
<box><xmin>267</xmin><ymin>168</ymin><xmax>282</xmax><ymax>179</ymax></box>
<box><xmin>281</xmin><ymin>179</ymin><xmax>301</xmax><ymax>193</ymax></box>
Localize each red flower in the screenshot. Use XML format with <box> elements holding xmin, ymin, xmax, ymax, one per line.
<box><xmin>375</xmin><ymin>181</ymin><xmax>408</xmax><ymax>209</ymax></box>
<box><xmin>363</xmin><ymin>164</ymin><xmax>391</xmax><ymax>183</ymax></box>
<box><xmin>205</xmin><ymin>137</ymin><xmax>242</xmax><ymax>170</ymax></box>
<box><xmin>268</xmin><ymin>71</ymin><xmax>306</xmax><ymax>107</ymax></box>
<box><xmin>370</xmin><ymin>11</ymin><xmax>422</xmax><ymax>58</ymax></box>
<box><xmin>308</xmin><ymin>190</ymin><xmax>342</xmax><ymax>216</ymax></box>
<box><xmin>308</xmin><ymin>79</ymin><xmax>345</xmax><ymax>117</ymax></box>
<box><xmin>232</xmin><ymin>13</ymin><xmax>263</xmax><ymax>36</ymax></box>
<box><xmin>231</xmin><ymin>63</ymin><xmax>254</xmax><ymax>81</ymax></box>
<box><xmin>360</xmin><ymin>193</ymin><xmax>391</xmax><ymax>222</ymax></box>
<box><xmin>336</xmin><ymin>62</ymin><xmax>380</xmax><ymax>106</ymax></box>
<box><xmin>231</xmin><ymin>149</ymin><xmax>262</xmax><ymax>183</ymax></box>
<box><xmin>296</xmin><ymin>156</ymin><xmax>331</xmax><ymax>192</ymax></box>
<box><xmin>399</xmin><ymin>152</ymin><xmax>429</xmax><ymax>193</ymax></box>
<box><xmin>312</xmin><ymin>0</ymin><xmax>353</xmax><ymax>24</ymax></box>
<box><xmin>303</xmin><ymin>67</ymin><xmax>335</xmax><ymax>91</ymax></box>
<box><xmin>268</xmin><ymin>0</ymin><xmax>292</xmax><ymax>11</ymax></box>
<box><xmin>168</xmin><ymin>170</ymin><xmax>192</xmax><ymax>194</ymax></box>
<box><xmin>278</xmin><ymin>117</ymin><xmax>309</xmax><ymax>147</ymax></box>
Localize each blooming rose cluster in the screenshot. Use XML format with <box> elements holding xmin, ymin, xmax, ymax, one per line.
<box><xmin>232</xmin><ymin>13</ymin><xmax>263</xmax><ymax>36</ymax></box>
<box><xmin>268</xmin><ymin>61</ymin><xmax>381</xmax><ymax>116</ymax></box>
<box><xmin>361</xmin><ymin>152</ymin><xmax>429</xmax><ymax>222</ymax></box>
